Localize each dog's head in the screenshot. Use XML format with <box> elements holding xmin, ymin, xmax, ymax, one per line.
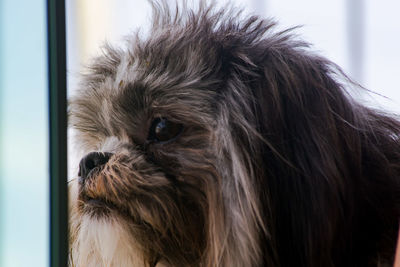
<box><xmin>68</xmin><ymin>2</ymin><xmax>400</xmax><ymax>267</ymax></box>
<box><xmin>69</xmin><ymin>4</ymin><xmax>271</xmax><ymax>266</ymax></box>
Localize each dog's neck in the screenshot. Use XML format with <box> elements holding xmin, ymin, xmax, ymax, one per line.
<box><xmin>70</xmin><ymin>216</ymin><xmax>145</xmax><ymax>267</ymax></box>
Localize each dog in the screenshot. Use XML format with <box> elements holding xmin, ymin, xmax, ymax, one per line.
<box><xmin>68</xmin><ymin>2</ymin><xmax>400</xmax><ymax>266</ymax></box>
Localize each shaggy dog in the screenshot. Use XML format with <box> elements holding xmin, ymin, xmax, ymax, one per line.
<box><xmin>68</xmin><ymin>2</ymin><xmax>400</xmax><ymax>266</ymax></box>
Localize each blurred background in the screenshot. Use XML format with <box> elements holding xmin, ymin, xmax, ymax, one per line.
<box><xmin>0</xmin><ymin>0</ymin><xmax>49</xmax><ymax>266</ymax></box>
<box><xmin>0</xmin><ymin>0</ymin><xmax>399</xmax><ymax>266</ymax></box>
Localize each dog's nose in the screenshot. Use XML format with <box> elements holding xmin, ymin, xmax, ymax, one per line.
<box><xmin>78</xmin><ymin>152</ymin><xmax>113</xmax><ymax>180</ymax></box>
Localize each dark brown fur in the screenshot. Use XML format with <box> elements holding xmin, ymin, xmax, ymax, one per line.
<box><xmin>69</xmin><ymin>2</ymin><xmax>400</xmax><ymax>266</ymax></box>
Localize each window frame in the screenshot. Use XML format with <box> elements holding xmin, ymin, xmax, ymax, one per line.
<box><xmin>47</xmin><ymin>0</ymin><xmax>68</xmax><ymax>266</ymax></box>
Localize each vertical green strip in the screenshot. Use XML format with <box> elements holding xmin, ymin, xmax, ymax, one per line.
<box><xmin>47</xmin><ymin>0</ymin><xmax>68</xmax><ymax>266</ymax></box>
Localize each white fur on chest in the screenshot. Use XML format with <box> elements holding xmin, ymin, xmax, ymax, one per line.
<box><xmin>69</xmin><ymin>181</ymin><xmax>147</xmax><ymax>267</ymax></box>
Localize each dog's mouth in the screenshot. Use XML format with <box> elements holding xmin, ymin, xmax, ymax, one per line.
<box><xmin>78</xmin><ymin>191</ymin><xmax>132</xmax><ymax>218</ymax></box>
<box><xmin>76</xmin><ymin>161</ymin><xmax>137</xmax><ymax>219</ymax></box>
<box><xmin>80</xmin><ymin>194</ymin><xmax>112</xmax><ymax>212</ymax></box>
<box><xmin>85</xmin><ymin>197</ymin><xmax>113</xmax><ymax>208</ymax></box>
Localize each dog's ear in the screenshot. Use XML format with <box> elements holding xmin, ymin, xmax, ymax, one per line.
<box><xmin>252</xmin><ymin>46</ymin><xmax>352</xmax><ymax>266</ymax></box>
<box><xmin>217</xmin><ymin>35</ymin><xmax>352</xmax><ymax>265</ymax></box>
<box><xmin>226</xmin><ymin>31</ymin><xmax>400</xmax><ymax>266</ymax></box>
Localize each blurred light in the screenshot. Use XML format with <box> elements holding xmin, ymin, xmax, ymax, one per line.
<box><xmin>0</xmin><ymin>0</ymin><xmax>49</xmax><ymax>266</ymax></box>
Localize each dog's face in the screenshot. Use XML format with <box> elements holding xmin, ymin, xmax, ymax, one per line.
<box><xmin>69</xmin><ymin>4</ymin><xmax>265</xmax><ymax>267</ymax></box>
<box><xmin>68</xmin><ymin>3</ymin><xmax>400</xmax><ymax>267</ymax></box>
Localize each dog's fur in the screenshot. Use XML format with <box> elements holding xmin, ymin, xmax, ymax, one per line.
<box><xmin>68</xmin><ymin>2</ymin><xmax>400</xmax><ymax>266</ymax></box>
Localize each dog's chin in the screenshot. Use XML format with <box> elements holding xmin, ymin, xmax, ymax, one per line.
<box><xmin>69</xmin><ymin>180</ymin><xmax>152</xmax><ymax>267</ymax></box>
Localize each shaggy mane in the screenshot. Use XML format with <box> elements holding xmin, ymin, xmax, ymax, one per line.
<box><xmin>69</xmin><ymin>2</ymin><xmax>400</xmax><ymax>266</ymax></box>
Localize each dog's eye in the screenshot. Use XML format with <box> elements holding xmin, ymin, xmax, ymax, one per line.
<box><xmin>147</xmin><ymin>118</ymin><xmax>183</xmax><ymax>143</ymax></box>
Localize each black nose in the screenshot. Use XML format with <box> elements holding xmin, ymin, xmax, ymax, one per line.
<box><xmin>78</xmin><ymin>152</ymin><xmax>113</xmax><ymax>180</ymax></box>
